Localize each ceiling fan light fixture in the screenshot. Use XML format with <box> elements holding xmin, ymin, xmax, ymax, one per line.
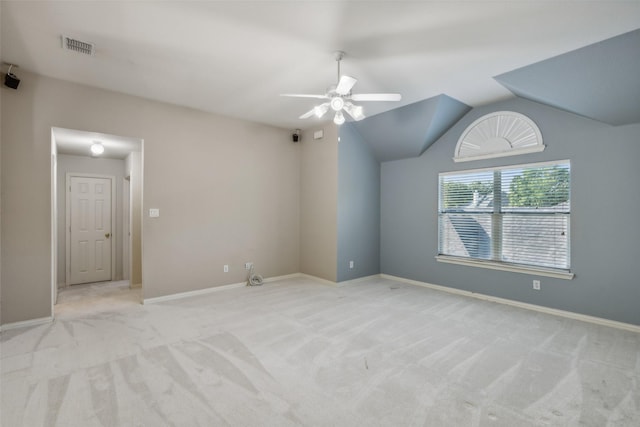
<box><xmin>314</xmin><ymin>103</ymin><xmax>329</xmax><ymax>118</ymax></box>
<box><xmin>345</xmin><ymin>102</ymin><xmax>365</xmax><ymax>121</ymax></box>
<box><xmin>281</xmin><ymin>51</ymin><xmax>400</xmax><ymax>122</ymax></box>
<box><xmin>90</xmin><ymin>142</ymin><xmax>105</xmax><ymax>155</ymax></box>
<box><xmin>330</xmin><ymin>97</ymin><xmax>344</xmax><ymax>112</ymax></box>
<box><xmin>353</xmin><ymin>105</ymin><xmax>364</xmax><ymax>119</ymax></box>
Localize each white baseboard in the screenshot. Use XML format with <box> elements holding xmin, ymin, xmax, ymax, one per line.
<box><xmin>142</xmin><ymin>273</ymin><xmax>304</xmax><ymax>305</ymax></box>
<box><xmin>14</xmin><ymin>274</ymin><xmax>634</xmax><ymax>334</ymax></box>
<box><xmin>0</xmin><ymin>316</ymin><xmax>54</xmax><ymax>333</ymax></box>
<box><xmin>337</xmin><ymin>274</ymin><xmax>383</xmax><ymax>286</ymax></box>
<box><xmin>298</xmin><ymin>273</ymin><xmax>337</xmax><ymax>286</ymax></box>
<box><xmin>380</xmin><ymin>274</ymin><xmax>640</xmax><ymax>333</ymax></box>
<box><xmin>263</xmin><ymin>273</ymin><xmax>302</xmax><ymax>283</ymax></box>
<box><xmin>143</xmin><ymin>281</ymin><xmax>247</xmax><ymax>304</ymax></box>
<box><xmin>257</xmin><ymin>272</ymin><xmax>380</xmax><ymax>287</ymax></box>
<box><xmin>298</xmin><ymin>273</ymin><xmax>383</xmax><ymax>287</ymax></box>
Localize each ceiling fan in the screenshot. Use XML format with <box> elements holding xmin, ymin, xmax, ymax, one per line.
<box><xmin>281</xmin><ymin>51</ymin><xmax>402</xmax><ymax>125</ymax></box>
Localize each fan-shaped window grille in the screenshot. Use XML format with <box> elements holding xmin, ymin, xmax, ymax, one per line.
<box><xmin>454</xmin><ymin>111</ymin><xmax>544</xmax><ymax>162</ymax></box>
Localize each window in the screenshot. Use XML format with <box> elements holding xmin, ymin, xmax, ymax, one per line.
<box><xmin>437</xmin><ymin>160</ymin><xmax>573</xmax><ymax>279</ymax></box>
<box><xmin>454</xmin><ymin>111</ymin><xmax>545</xmax><ymax>162</ymax></box>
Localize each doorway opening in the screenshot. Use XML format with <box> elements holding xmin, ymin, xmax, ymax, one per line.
<box><xmin>51</xmin><ymin>127</ymin><xmax>143</xmax><ymax>316</ymax></box>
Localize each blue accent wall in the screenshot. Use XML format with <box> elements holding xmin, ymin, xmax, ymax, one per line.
<box><xmin>380</xmin><ymin>97</ymin><xmax>640</xmax><ymax>325</ymax></box>
<box><xmin>337</xmin><ymin>123</ymin><xmax>380</xmax><ymax>281</ymax></box>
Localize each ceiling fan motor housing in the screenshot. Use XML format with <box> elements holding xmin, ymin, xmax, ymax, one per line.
<box><xmin>330</xmin><ymin>97</ymin><xmax>345</xmax><ymax>111</ymax></box>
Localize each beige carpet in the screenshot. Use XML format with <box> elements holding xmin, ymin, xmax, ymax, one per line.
<box><xmin>54</xmin><ymin>280</ymin><xmax>142</xmax><ymax>318</ymax></box>
<box><xmin>1</xmin><ymin>276</ymin><xmax>639</xmax><ymax>426</ymax></box>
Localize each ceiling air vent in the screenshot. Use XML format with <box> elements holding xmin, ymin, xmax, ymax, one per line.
<box><xmin>61</xmin><ymin>35</ymin><xmax>95</xmax><ymax>56</ymax></box>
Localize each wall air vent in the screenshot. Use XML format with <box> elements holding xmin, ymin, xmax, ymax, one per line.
<box><xmin>61</xmin><ymin>35</ymin><xmax>95</xmax><ymax>56</ymax></box>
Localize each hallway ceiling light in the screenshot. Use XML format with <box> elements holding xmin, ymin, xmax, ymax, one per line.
<box><xmin>90</xmin><ymin>142</ymin><xmax>104</xmax><ymax>155</ymax></box>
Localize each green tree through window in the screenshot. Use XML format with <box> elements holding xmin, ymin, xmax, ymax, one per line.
<box><xmin>508</xmin><ymin>166</ymin><xmax>569</xmax><ymax>208</ymax></box>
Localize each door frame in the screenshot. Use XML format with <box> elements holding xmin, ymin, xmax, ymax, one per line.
<box><xmin>122</xmin><ymin>176</ymin><xmax>131</xmax><ymax>282</ymax></box>
<box><xmin>65</xmin><ymin>173</ymin><xmax>117</xmax><ymax>286</ymax></box>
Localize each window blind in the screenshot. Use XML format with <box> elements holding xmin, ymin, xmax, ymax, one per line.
<box><xmin>438</xmin><ymin>161</ymin><xmax>570</xmax><ymax>271</ymax></box>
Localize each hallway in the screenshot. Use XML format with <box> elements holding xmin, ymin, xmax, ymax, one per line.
<box><xmin>55</xmin><ymin>281</ymin><xmax>142</xmax><ymax>319</ymax></box>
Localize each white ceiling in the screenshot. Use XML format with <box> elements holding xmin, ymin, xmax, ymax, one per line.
<box><xmin>54</xmin><ymin>127</ymin><xmax>141</xmax><ymax>160</ymax></box>
<box><xmin>2</xmin><ymin>1</ymin><xmax>640</xmax><ymax>130</ymax></box>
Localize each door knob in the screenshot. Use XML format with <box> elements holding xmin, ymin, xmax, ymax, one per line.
<box><xmin>105</xmin><ymin>233</ymin><xmax>111</xmax><ymax>239</ymax></box>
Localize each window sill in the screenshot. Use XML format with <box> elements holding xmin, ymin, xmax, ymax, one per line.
<box><xmin>435</xmin><ymin>255</ymin><xmax>575</xmax><ymax>280</ymax></box>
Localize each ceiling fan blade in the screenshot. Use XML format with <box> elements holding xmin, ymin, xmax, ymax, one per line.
<box><xmin>351</xmin><ymin>93</ymin><xmax>402</xmax><ymax>102</ymax></box>
<box><xmin>299</xmin><ymin>108</ymin><xmax>317</xmax><ymax>119</ymax></box>
<box><xmin>335</xmin><ymin>75</ymin><xmax>357</xmax><ymax>95</ymax></box>
<box><xmin>281</xmin><ymin>94</ymin><xmax>328</xmax><ymax>99</ymax></box>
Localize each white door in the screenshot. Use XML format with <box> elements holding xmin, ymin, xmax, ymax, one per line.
<box><xmin>69</xmin><ymin>176</ymin><xmax>112</xmax><ymax>284</ymax></box>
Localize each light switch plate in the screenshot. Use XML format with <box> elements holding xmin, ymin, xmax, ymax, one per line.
<box><xmin>149</xmin><ymin>208</ymin><xmax>160</xmax><ymax>218</ymax></box>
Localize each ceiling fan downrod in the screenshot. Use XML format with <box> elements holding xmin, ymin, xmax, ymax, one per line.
<box><xmin>335</xmin><ymin>50</ymin><xmax>345</xmax><ymax>85</ymax></box>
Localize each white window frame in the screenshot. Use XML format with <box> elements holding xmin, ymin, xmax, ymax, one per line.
<box><xmin>436</xmin><ymin>160</ymin><xmax>574</xmax><ymax>280</ymax></box>
<box><xmin>454</xmin><ymin>111</ymin><xmax>545</xmax><ymax>162</ymax></box>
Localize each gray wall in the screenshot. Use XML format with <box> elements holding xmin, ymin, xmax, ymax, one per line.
<box><xmin>337</xmin><ymin>123</ymin><xmax>380</xmax><ymax>281</ymax></box>
<box><xmin>56</xmin><ymin>154</ymin><xmax>126</xmax><ymax>285</ymax></box>
<box><xmin>381</xmin><ymin>97</ymin><xmax>640</xmax><ymax>326</ymax></box>
<box><xmin>299</xmin><ymin>125</ymin><xmax>338</xmax><ymax>282</ymax></box>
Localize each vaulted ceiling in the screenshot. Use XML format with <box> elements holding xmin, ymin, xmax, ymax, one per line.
<box><xmin>2</xmin><ymin>1</ymin><xmax>639</xmax><ymax>152</ymax></box>
<box><xmin>354</xmin><ymin>28</ymin><xmax>640</xmax><ymax>161</ymax></box>
<box><xmin>351</xmin><ymin>94</ymin><xmax>470</xmax><ymax>162</ymax></box>
<box><xmin>495</xmin><ymin>29</ymin><xmax>640</xmax><ymax>127</ymax></box>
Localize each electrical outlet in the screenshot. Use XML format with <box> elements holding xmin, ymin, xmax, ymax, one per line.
<box><xmin>533</xmin><ymin>280</ymin><xmax>541</xmax><ymax>290</ymax></box>
<box><xmin>245</xmin><ymin>262</ymin><xmax>253</xmax><ymax>270</ymax></box>
<box><xmin>223</xmin><ymin>265</ymin><xmax>229</xmax><ymax>273</ymax></box>
<box><xmin>349</xmin><ymin>260</ymin><xmax>354</xmax><ymax>269</ymax></box>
